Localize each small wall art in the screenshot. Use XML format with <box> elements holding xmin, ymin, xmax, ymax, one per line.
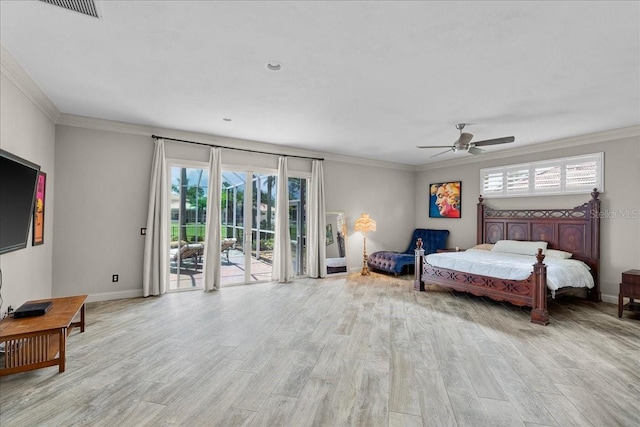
<box><xmin>33</xmin><ymin>171</ymin><xmax>46</xmax><ymax>245</ymax></box>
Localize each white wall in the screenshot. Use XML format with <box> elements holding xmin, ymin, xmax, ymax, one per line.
<box><xmin>0</xmin><ymin>69</ymin><xmax>56</xmax><ymax>315</ymax></box>
<box><xmin>415</xmin><ymin>136</ymin><xmax>640</xmax><ymax>302</ymax></box>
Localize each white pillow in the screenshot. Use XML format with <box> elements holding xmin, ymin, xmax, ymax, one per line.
<box><xmin>471</xmin><ymin>243</ymin><xmax>494</xmax><ymax>251</ymax></box>
<box><xmin>545</xmin><ymin>249</ymin><xmax>573</xmax><ymax>259</ymax></box>
<box><xmin>491</xmin><ymin>240</ymin><xmax>548</xmax><ymax>256</ymax></box>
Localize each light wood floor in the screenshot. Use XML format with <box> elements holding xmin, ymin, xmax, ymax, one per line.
<box><xmin>1</xmin><ymin>274</ymin><xmax>639</xmax><ymax>426</ymax></box>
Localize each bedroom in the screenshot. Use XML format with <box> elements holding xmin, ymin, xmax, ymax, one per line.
<box><xmin>1</xmin><ymin>1</ymin><xmax>639</xmax><ymax>426</ymax></box>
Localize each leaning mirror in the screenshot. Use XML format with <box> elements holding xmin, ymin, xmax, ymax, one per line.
<box><xmin>325</xmin><ymin>211</ymin><xmax>348</xmax><ymax>274</ymax></box>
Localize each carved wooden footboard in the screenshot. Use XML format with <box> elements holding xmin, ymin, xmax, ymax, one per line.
<box><xmin>415</xmin><ymin>189</ymin><xmax>601</xmax><ymax>325</ymax></box>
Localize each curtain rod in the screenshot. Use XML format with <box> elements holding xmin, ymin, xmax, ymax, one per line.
<box><xmin>151</xmin><ymin>135</ymin><xmax>324</xmax><ymax>161</ymax></box>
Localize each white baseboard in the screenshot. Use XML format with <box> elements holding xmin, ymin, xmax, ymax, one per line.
<box><xmin>86</xmin><ymin>289</ymin><xmax>143</xmax><ymax>303</ymax></box>
<box><xmin>601</xmin><ymin>293</ymin><xmax>617</xmax><ymax>305</ymax></box>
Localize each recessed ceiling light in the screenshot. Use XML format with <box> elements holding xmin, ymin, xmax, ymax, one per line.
<box><xmin>223</xmin><ymin>118</ymin><xmax>232</xmax><ymax>122</ymax></box>
<box><xmin>266</xmin><ymin>61</ymin><xmax>282</xmax><ymax>71</ymax></box>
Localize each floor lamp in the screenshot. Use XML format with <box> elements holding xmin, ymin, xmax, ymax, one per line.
<box><xmin>354</xmin><ymin>213</ymin><xmax>376</xmax><ymax>275</ymax></box>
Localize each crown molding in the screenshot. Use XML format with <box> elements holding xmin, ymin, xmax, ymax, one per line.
<box><xmin>1</xmin><ymin>44</ymin><xmax>60</xmax><ymax>124</ymax></box>
<box><xmin>49</xmin><ymin>109</ymin><xmax>640</xmax><ymax>175</ymax></box>
<box><xmin>320</xmin><ymin>151</ymin><xmax>415</xmax><ymax>171</ymax></box>
<box><xmin>56</xmin><ymin>113</ymin><xmax>415</xmax><ymax>171</ymax></box>
<box><xmin>414</xmin><ymin>125</ymin><xmax>640</xmax><ymax>172</ymax></box>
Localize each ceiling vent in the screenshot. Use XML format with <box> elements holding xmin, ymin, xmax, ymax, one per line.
<box><xmin>38</xmin><ymin>0</ymin><xmax>99</xmax><ymax>18</ymax></box>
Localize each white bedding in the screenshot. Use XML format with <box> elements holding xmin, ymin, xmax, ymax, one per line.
<box><xmin>425</xmin><ymin>249</ymin><xmax>594</xmax><ymax>292</ymax></box>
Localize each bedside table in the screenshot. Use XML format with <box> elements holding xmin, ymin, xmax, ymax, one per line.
<box><xmin>619</xmin><ymin>269</ymin><xmax>640</xmax><ymax>318</ymax></box>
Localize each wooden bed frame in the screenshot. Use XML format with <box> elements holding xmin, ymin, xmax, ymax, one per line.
<box><xmin>414</xmin><ymin>189</ymin><xmax>601</xmax><ymax>325</ymax></box>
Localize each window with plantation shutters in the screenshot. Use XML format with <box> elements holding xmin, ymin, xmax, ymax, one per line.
<box><xmin>534</xmin><ymin>163</ymin><xmax>561</xmax><ymax>191</ymax></box>
<box><xmin>566</xmin><ymin>158</ymin><xmax>598</xmax><ymax>189</ymax></box>
<box><xmin>506</xmin><ymin>168</ymin><xmax>529</xmax><ymax>194</ymax></box>
<box><xmin>482</xmin><ymin>171</ymin><xmax>503</xmax><ymax>195</ymax></box>
<box><xmin>480</xmin><ymin>152</ymin><xmax>603</xmax><ymax>198</ymax></box>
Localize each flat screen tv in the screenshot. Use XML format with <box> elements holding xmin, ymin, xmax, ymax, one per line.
<box><xmin>0</xmin><ymin>149</ymin><xmax>41</xmax><ymax>254</ymax></box>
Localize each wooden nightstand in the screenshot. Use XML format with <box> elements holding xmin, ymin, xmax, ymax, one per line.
<box><xmin>618</xmin><ymin>269</ymin><xmax>640</xmax><ymax>318</ymax></box>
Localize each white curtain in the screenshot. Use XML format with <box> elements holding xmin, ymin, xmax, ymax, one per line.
<box><xmin>272</xmin><ymin>156</ymin><xmax>294</xmax><ymax>282</ymax></box>
<box><xmin>202</xmin><ymin>148</ymin><xmax>222</xmax><ymax>291</ymax></box>
<box><xmin>306</xmin><ymin>160</ymin><xmax>326</xmax><ymax>278</ymax></box>
<box><xmin>142</xmin><ymin>138</ymin><xmax>169</xmax><ymax>297</ymax></box>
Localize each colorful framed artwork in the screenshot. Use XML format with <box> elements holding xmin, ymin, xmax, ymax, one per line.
<box><xmin>429</xmin><ymin>181</ymin><xmax>461</xmax><ymax>218</ymax></box>
<box><xmin>32</xmin><ymin>171</ymin><xmax>46</xmax><ymax>245</ymax></box>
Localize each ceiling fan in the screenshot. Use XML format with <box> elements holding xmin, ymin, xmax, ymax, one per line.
<box><xmin>417</xmin><ymin>124</ymin><xmax>515</xmax><ymax>158</ymax></box>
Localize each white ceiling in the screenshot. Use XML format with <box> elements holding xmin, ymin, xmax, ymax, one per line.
<box><xmin>1</xmin><ymin>1</ymin><xmax>638</xmax><ymax>165</ymax></box>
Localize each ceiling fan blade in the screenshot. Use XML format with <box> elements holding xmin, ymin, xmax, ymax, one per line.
<box><xmin>473</xmin><ymin>136</ymin><xmax>515</xmax><ymax>147</ymax></box>
<box><xmin>458</xmin><ymin>132</ymin><xmax>474</xmax><ymax>145</ymax></box>
<box><xmin>417</xmin><ymin>145</ymin><xmax>454</xmax><ymax>149</ymax></box>
<box><xmin>468</xmin><ymin>146</ymin><xmax>485</xmax><ymax>155</ymax></box>
<box><xmin>430</xmin><ymin>148</ymin><xmax>454</xmax><ymax>158</ymax></box>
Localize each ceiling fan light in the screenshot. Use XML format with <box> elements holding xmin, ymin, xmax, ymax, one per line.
<box><xmin>418</xmin><ymin>124</ymin><xmax>514</xmax><ymax>157</ymax></box>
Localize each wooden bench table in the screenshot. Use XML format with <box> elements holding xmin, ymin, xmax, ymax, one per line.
<box><xmin>0</xmin><ymin>295</ymin><xmax>87</xmax><ymax>376</ymax></box>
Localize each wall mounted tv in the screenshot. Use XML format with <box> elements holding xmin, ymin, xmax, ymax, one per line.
<box><xmin>0</xmin><ymin>149</ymin><xmax>41</xmax><ymax>254</ymax></box>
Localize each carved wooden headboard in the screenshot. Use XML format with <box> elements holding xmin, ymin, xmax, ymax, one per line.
<box><xmin>477</xmin><ymin>189</ymin><xmax>601</xmax><ymax>298</ymax></box>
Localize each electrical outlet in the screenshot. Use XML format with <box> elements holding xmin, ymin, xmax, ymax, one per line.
<box><xmin>141</xmin><ymin>228</ymin><xmax>147</xmax><ymax>235</ymax></box>
<box><xmin>112</xmin><ymin>274</ymin><xmax>119</xmax><ymax>282</ymax></box>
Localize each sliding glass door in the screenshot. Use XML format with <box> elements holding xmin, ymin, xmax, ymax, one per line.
<box><xmin>168</xmin><ymin>163</ymin><xmax>209</xmax><ymax>291</ymax></box>
<box><xmin>167</xmin><ymin>163</ymin><xmax>307</xmax><ymax>289</ymax></box>
<box><xmin>289</xmin><ymin>177</ymin><xmax>307</xmax><ymax>276</ymax></box>
<box><xmin>221</xmin><ymin>171</ymin><xmax>307</xmax><ymax>285</ymax></box>
<box><xmin>221</xmin><ymin>170</ymin><xmax>276</xmax><ymax>285</ymax></box>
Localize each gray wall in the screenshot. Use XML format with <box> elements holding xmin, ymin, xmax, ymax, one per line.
<box><xmin>323</xmin><ymin>160</ymin><xmax>416</xmax><ymax>273</ymax></box>
<box><xmin>53</xmin><ymin>126</ymin><xmax>153</xmax><ymax>300</ymax></box>
<box><xmin>2</xmin><ymin>46</ymin><xmax>637</xmax><ymax>310</ymax></box>
<box><xmin>0</xmin><ymin>73</ymin><xmax>56</xmax><ymax>315</ymax></box>
<box><xmin>51</xmin><ymin>125</ymin><xmax>416</xmax><ymax>298</ymax></box>
<box><xmin>415</xmin><ymin>138</ymin><xmax>640</xmax><ymax>302</ymax></box>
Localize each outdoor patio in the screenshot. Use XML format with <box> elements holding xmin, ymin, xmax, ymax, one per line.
<box><xmin>169</xmin><ymin>249</ymin><xmax>274</xmax><ymax>290</ymax></box>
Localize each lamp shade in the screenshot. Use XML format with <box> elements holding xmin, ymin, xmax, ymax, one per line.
<box><xmin>354</xmin><ymin>213</ymin><xmax>376</xmax><ymax>233</ymax></box>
